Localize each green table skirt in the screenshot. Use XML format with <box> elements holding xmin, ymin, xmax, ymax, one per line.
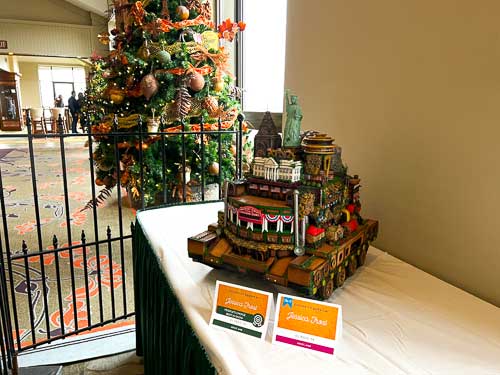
<box><xmin>133</xmin><ymin>222</ymin><xmax>216</xmax><ymax>375</ymax></box>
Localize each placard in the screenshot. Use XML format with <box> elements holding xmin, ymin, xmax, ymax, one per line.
<box><xmin>209</xmin><ymin>281</ymin><xmax>273</xmax><ymax>340</ymax></box>
<box><xmin>272</xmin><ymin>293</ymin><xmax>342</xmax><ymax>355</ymax></box>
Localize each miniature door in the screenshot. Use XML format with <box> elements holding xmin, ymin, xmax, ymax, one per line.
<box><xmin>0</xmin><ymin>69</ymin><xmax>23</xmax><ymax>131</ymax></box>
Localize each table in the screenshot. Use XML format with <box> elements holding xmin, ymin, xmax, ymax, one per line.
<box><xmin>133</xmin><ymin>202</ymin><xmax>500</xmax><ymax>375</ymax></box>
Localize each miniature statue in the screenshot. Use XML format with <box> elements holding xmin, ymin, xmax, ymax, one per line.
<box><xmin>283</xmin><ymin>90</ymin><xmax>303</xmax><ymax>148</ymax></box>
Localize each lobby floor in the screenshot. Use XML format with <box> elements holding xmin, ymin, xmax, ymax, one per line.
<box><xmin>62</xmin><ymin>351</ymin><xmax>143</xmax><ymax>375</ymax></box>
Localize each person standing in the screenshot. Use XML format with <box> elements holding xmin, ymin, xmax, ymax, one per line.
<box><xmin>77</xmin><ymin>92</ymin><xmax>85</xmax><ymax>131</ymax></box>
<box><xmin>68</xmin><ymin>91</ymin><xmax>80</xmax><ymax>133</ymax></box>
<box><xmin>54</xmin><ymin>95</ymin><xmax>64</xmax><ymax>108</ymax></box>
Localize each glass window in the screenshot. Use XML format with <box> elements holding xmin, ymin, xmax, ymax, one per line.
<box><xmin>242</xmin><ymin>0</ymin><xmax>287</xmax><ymax>112</ymax></box>
<box><xmin>38</xmin><ymin>66</ymin><xmax>87</xmax><ymax>108</ymax></box>
<box><xmin>39</xmin><ymin>81</ymin><xmax>54</xmax><ymax>108</ymax></box>
<box><xmin>38</xmin><ymin>66</ymin><xmax>52</xmax><ymax>82</ymax></box>
<box><xmin>73</xmin><ymin>67</ymin><xmax>86</xmax><ymax>83</ymax></box>
<box><xmin>51</xmin><ymin>67</ymin><xmax>74</xmax><ymax>82</ymax></box>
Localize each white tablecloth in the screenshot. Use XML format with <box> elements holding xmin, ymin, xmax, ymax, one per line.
<box><xmin>137</xmin><ymin>202</ymin><xmax>500</xmax><ymax>375</ymax></box>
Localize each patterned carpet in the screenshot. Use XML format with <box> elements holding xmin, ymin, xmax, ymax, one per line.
<box><xmin>0</xmin><ymin>139</ymin><xmax>136</xmax><ymax>349</ymax></box>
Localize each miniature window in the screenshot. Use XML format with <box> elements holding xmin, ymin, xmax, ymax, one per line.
<box><xmin>268</xmin><ymin>222</ymin><xmax>278</xmax><ymax>232</ymax></box>
<box><xmin>282</xmin><ymin>222</ymin><xmax>292</xmax><ymax>233</ymax></box>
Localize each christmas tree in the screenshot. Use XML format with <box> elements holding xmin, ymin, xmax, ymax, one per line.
<box><xmin>86</xmin><ymin>0</ymin><xmax>246</xmax><ymax>206</ymax></box>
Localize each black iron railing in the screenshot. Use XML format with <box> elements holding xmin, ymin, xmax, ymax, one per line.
<box><xmin>0</xmin><ymin>112</ymin><xmax>244</xmax><ymax>372</ymax></box>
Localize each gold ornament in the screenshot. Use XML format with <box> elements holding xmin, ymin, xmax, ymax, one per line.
<box><xmin>109</xmin><ymin>90</ymin><xmax>125</xmax><ymax>104</ymax></box>
<box><xmin>97</xmin><ymin>32</ymin><xmax>110</xmax><ymax>45</ymax></box>
<box><xmin>213</xmin><ymin>78</ymin><xmax>224</xmax><ymax>92</ymax></box>
<box><xmin>208</xmin><ymin>162</ymin><xmax>219</xmax><ymax>176</ymax></box>
<box><xmin>176</xmin><ymin>5</ymin><xmax>190</xmax><ymax>20</ymax></box>
<box><xmin>138</xmin><ymin>44</ymin><xmax>151</xmax><ymax>60</ymax></box>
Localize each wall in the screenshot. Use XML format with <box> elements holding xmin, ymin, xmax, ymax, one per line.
<box><xmin>285</xmin><ymin>0</ymin><xmax>500</xmax><ymax>306</ymax></box>
<box><xmin>0</xmin><ymin>0</ymin><xmax>91</xmax><ymax>25</ymax></box>
<box><xmin>0</xmin><ymin>0</ymin><xmax>108</xmax><ymax>57</ymax></box>
<box><xmin>18</xmin><ymin>62</ymin><xmax>41</xmax><ymax>108</ymax></box>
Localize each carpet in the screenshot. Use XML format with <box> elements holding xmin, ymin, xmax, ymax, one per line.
<box><xmin>0</xmin><ymin>139</ymin><xmax>136</xmax><ymax>350</ymax></box>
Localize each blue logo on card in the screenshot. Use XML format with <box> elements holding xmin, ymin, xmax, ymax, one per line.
<box><xmin>283</xmin><ymin>297</ymin><xmax>293</xmax><ymax>308</ymax></box>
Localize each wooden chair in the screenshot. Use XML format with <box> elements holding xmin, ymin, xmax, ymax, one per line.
<box><xmin>29</xmin><ymin>108</ymin><xmax>46</xmax><ymax>134</ymax></box>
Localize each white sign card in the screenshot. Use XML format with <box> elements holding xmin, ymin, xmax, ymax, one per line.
<box><xmin>209</xmin><ymin>280</ymin><xmax>273</xmax><ymax>340</ymax></box>
<box><xmin>272</xmin><ymin>293</ymin><xmax>343</xmax><ymax>355</ymax></box>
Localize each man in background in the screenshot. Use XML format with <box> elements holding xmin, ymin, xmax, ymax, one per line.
<box><xmin>68</xmin><ymin>91</ymin><xmax>80</xmax><ymax>133</ymax></box>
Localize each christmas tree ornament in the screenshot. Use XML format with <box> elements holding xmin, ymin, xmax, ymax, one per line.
<box><xmin>140</xmin><ymin>74</ymin><xmax>159</xmax><ymax>100</ymax></box>
<box><xmin>188</xmin><ymin>71</ymin><xmax>205</xmax><ymax>91</ymax></box>
<box><xmin>147</xmin><ymin>118</ymin><xmax>159</xmax><ymax>133</ymax></box>
<box><xmin>126</xmin><ymin>75</ymin><xmax>136</xmax><ymax>88</ymax></box>
<box><xmin>200</xmin><ymin>1</ymin><xmax>212</xmax><ymax>19</ymax></box>
<box><xmin>203</xmin><ymin>96</ymin><xmax>219</xmax><ymax>116</ymax></box>
<box><xmin>208</xmin><ymin>161</ymin><xmax>219</xmax><ymax>176</ymax></box>
<box><xmin>185</xmin><ymin>0</ymin><xmax>203</xmax><ymax>14</ymax></box>
<box><xmin>174</xmin><ymin>86</ymin><xmax>192</xmax><ymax>118</ymax></box>
<box><xmin>147</xmin><ymin>109</ymin><xmax>159</xmax><ymax>133</ymax></box>
<box><xmin>103</xmin><ymin>175</ymin><xmax>116</xmax><ymax>189</ymax></box>
<box><xmin>135</xmin><ymin>142</ymin><xmax>149</xmax><ymax>151</ymax></box>
<box><xmin>156</xmin><ymin>50</ymin><xmax>171</xmax><ymax>64</ymax></box>
<box><xmin>161</xmin><ymin>0</ymin><xmax>170</xmax><ymax>19</ymax></box>
<box><xmin>176</xmin><ymin>5</ymin><xmax>190</xmax><ymax>20</ymax></box>
<box><xmin>230</xmin><ymin>144</ymin><xmax>237</xmax><ymax>156</ymax></box>
<box><xmin>97</xmin><ymin>32</ymin><xmax>110</xmax><ymax>45</ymax></box>
<box><xmin>138</xmin><ymin>44</ymin><xmax>151</xmax><ymax>60</ymax></box>
<box><xmin>109</xmin><ymin>88</ymin><xmax>126</xmax><ymax>104</ymax></box>
<box><xmin>213</xmin><ymin>77</ymin><xmax>224</xmax><ymax>92</ymax></box>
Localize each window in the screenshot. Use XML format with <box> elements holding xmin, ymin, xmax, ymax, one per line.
<box><xmin>268</xmin><ymin>221</ymin><xmax>278</xmax><ymax>232</ymax></box>
<box><xmin>241</xmin><ymin>0</ymin><xmax>287</xmax><ymax>113</ymax></box>
<box><xmin>38</xmin><ymin>66</ymin><xmax>87</xmax><ymax>107</ymax></box>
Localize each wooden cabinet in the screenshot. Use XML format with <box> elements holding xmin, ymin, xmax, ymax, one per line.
<box><xmin>0</xmin><ymin>69</ymin><xmax>23</xmax><ymax>131</ymax></box>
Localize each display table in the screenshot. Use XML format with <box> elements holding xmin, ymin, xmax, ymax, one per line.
<box><xmin>133</xmin><ymin>202</ymin><xmax>500</xmax><ymax>375</ymax></box>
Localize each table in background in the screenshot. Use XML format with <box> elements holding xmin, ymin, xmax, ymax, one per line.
<box><xmin>133</xmin><ymin>202</ymin><xmax>500</xmax><ymax>375</ymax></box>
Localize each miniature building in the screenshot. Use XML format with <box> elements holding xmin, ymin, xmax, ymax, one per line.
<box><xmin>188</xmin><ymin>122</ymin><xmax>379</xmax><ymax>300</ymax></box>
<box><xmin>302</xmin><ymin>134</ymin><xmax>336</xmax><ymax>182</ymax></box>
<box><xmin>254</xmin><ymin>111</ymin><xmax>282</xmax><ymax>157</ymax></box>
<box><xmin>252</xmin><ymin>156</ymin><xmax>302</xmax><ymax>183</ymax></box>
<box><xmin>331</xmin><ymin>146</ymin><xmax>344</xmax><ymax>175</ymax></box>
